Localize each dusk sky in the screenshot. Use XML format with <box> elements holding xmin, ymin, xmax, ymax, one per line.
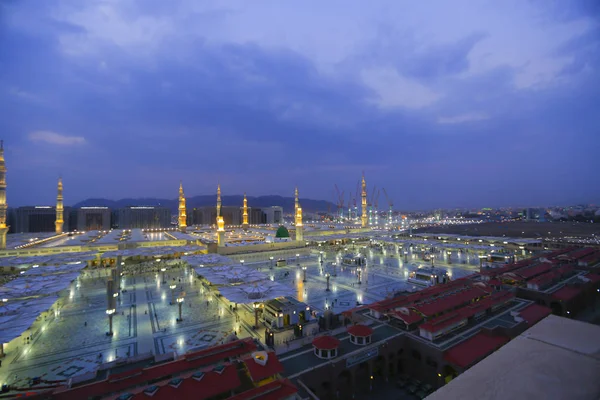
<box><xmin>1</xmin><ymin>0</ymin><xmax>599</xmax><ymax>210</ymax></box>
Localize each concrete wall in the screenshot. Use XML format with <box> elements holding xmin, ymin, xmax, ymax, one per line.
<box><xmin>217</xmin><ymin>241</ymin><xmax>305</xmax><ymax>255</ymax></box>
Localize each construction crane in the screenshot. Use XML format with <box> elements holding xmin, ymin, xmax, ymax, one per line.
<box><xmin>354</xmin><ymin>180</ymin><xmax>361</xmax><ymax>223</ymax></box>
<box><xmin>374</xmin><ymin>189</ymin><xmax>380</xmax><ymax>225</ymax></box>
<box><xmin>382</xmin><ymin>188</ymin><xmax>393</xmax><ymax>225</ymax></box>
<box><xmin>369</xmin><ymin>185</ymin><xmax>377</xmax><ymax>225</ymax></box>
<box><xmin>334</xmin><ymin>184</ymin><xmax>345</xmax><ymax>221</ymax></box>
<box><xmin>347</xmin><ymin>191</ymin><xmax>353</xmax><ymax>223</ymax></box>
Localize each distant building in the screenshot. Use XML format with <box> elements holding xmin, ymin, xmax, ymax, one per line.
<box><xmin>116</xmin><ymin>206</ymin><xmax>170</xmax><ymax>229</ymax></box>
<box><xmin>76</xmin><ymin>207</ymin><xmax>111</xmax><ymax>231</ymax></box>
<box><xmin>14</xmin><ymin>206</ymin><xmax>71</xmax><ymax>233</ymax></box>
<box><xmin>525</xmin><ymin>208</ymin><xmax>546</xmax><ymax>222</ymax></box>
<box><xmin>190</xmin><ymin>206</ymin><xmax>281</xmax><ymax>226</ymax></box>
<box><xmin>262</xmin><ymin>206</ymin><xmax>283</xmax><ymax>224</ymax></box>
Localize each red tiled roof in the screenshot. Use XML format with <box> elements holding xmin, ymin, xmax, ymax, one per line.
<box><xmin>443</xmin><ymin>332</ymin><xmax>509</xmax><ymax>368</ymax></box>
<box><xmin>518</xmin><ymin>304</ymin><xmax>551</xmax><ymax>326</ymax></box>
<box><xmin>488</xmin><ymin>278</ymin><xmax>502</xmax><ymax>286</ymax></box>
<box><xmin>242</xmin><ymin>351</ymin><xmax>284</xmax><ymax>382</ymax></box>
<box><xmin>130</xmin><ymin>364</ymin><xmax>240</xmax><ymax>400</ymax></box>
<box><xmin>527</xmin><ymin>265</ymin><xmax>574</xmax><ymax>288</ymax></box>
<box><xmin>510</xmin><ymin>263</ymin><xmax>552</xmax><ymax>280</ymax></box>
<box><xmin>552</xmin><ymin>286</ymin><xmax>582</xmax><ymax>301</ymax></box>
<box><xmin>413</xmin><ymin>286</ymin><xmax>488</xmax><ymax>317</ymax></box>
<box><xmin>312</xmin><ymin>335</ymin><xmax>340</xmax><ymax>350</ymax></box>
<box><xmin>52</xmin><ymin>339</ymin><xmax>257</xmax><ymax>400</ymax></box>
<box><xmin>585</xmin><ymin>273</ymin><xmax>600</xmax><ymax>283</ymax></box>
<box><xmin>390</xmin><ymin>309</ymin><xmax>423</xmax><ymax>325</ymax></box>
<box><xmin>566</xmin><ymin>247</ymin><xmax>596</xmax><ymax>260</ymax></box>
<box><xmin>228</xmin><ymin>379</ymin><xmax>298</xmax><ymax>400</ymax></box>
<box><xmin>347</xmin><ymin>324</ymin><xmax>373</xmax><ymax>337</ymax></box>
<box><xmin>419</xmin><ymin>291</ymin><xmax>514</xmax><ymax>334</ymax></box>
<box><xmin>580</xmin><ymin>252</ymin><xmax>600</xmax><ymax>264</ymax></box>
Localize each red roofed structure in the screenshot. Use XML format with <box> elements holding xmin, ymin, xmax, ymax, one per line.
<box><xmin>242</xmin><ymin>351</ymin><xmax>284</xmax><ymax>382</ymax></box>
<box><xmin>517</xmin><ymin>304</ymin><xmax>551</xmax><ymax>326</ymax></box>
<box><xmin>552</xmin><ymin>286</ymin><xmax>582</xmax><ymax>302</ymax></box>
<box><xmin>312</xmin><ymin>336</ymin><xmax>340</xmax><ymax>360</ymax></box>
<box><xmin>312</xmin><ymin>335</ymin><xmax>340</xmax><ymax>350</ymax></box>
<box><xmin>228</xmin><ymin>378</ymin><xmax>298</xmax><ymax>400</ymax></box>
<box><xmin>128</xmin><ymin>363</ymin><xmax>240</xmax><ymax>400</ymax></box>
<box><xmin>347</xmin><ymin>324</ymin><xmax>373</xmax><ymax>337</ymax></box>
<box><xmin>443</xmin><ymin>332</ymin><xmax>509</xmax><ymax>369</ymax></box>
<box><xmin>52</xmin><ymin>339</ymin><xmax>258</xmax><ymax>400</ymax></box>
<box><xmin>413</xmin><ymin>286</ymin><xmax>489</xmax><ymax>317</ymax></box>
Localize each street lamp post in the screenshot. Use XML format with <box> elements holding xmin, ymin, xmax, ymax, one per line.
<box><xmin>357</xmin><ymin>268</ymin><xmax>362</xmax><ymax>285</ymax></box>
<box><xmin>319</xmin><ymin>251</ymin><xmax>324</xmax><ymax>265</ymax></box>
<box><xmin>161</xmin><ymin>267</ymin><xmax>166</xmax><ymax>284</ymax></box>
<box><xmin>240</xmin><ymin>259</ymin><xmax>245</xmax><ymax>267</ymax></box>
<box><xmin>326</xmin><ymin>273</ymin><xmax>331</xmax><ymax>291</ymax></box>
<box><xmin>332</xmin><ymin>262</ymin><xmax>337</xmax><ymax>277</ymax></box>
<box><xmin>296</xmin><ymin>254</ymin><xmax>300</xmax><ymax>266</ymax></box>
<box><xmin>269</xmin><ymin>256</ymin><xmax>274</xmax><ymax>269</ymax></box>
<box><xmin>404</xmin><ymin>250</ymin><xmax>408</xmax><ymax>263</ymax></box>
<box><xmin>253</xmin><ymin>303</ymin><xmax>260</xmax><ymax>328</ymax></box>
<box><xmin>106</xmin><ymin>309</ymin><xmax>115</xmax><ymax>336</ymax></box>
<box><xmin>302</xmin><ymin>266</ymin><xmax>307</xmax><ymax>283</ymax></box>
<box><xmin>170</xmin><ymin>284</ymin><xmax>176</xmax><ymax>305</ymax></box>
<box><xmin>431</xmin><ymin>254</ymin><xmax>435</xmax><ymax>267</ymax></box>
<box><xmin>176</xmin><ymin>296</ymin><xmax>184</xmax><ymax>322</ymax></box>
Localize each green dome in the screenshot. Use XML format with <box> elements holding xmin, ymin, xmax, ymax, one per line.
<box><xmin>275</xmin><ymin>226</ymin><xmax>290</xmax><ymax>238</ymax></box>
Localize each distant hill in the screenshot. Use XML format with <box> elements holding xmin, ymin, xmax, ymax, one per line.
<box><xmin>73</xmin><ymin>195</ymin><xmax>335</xmax><ymax>214</ymax></box>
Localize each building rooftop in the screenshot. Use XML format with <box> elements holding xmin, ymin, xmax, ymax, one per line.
<box><xmin>427</xmin><ymin>315</ymin><xmax>600</xmax><ymax>400</ymax></box>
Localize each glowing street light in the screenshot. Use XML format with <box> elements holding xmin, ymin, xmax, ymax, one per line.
<box><xmin>161</xmin><ymin>267</ymin><xmax>166</xmax><ymax>284</ymax></box>
<box><xmin>325</xmin><ymin>273</ymin><xmax>331</xmax><ymax>292</ymax></box>
<box><xmin>170</xmin><ymin>284</ymin><xmax>176</xmax><ymax>305</ymax></box>
<box><xmin>302</xmin><ymin>266</ymin><xmax>307</xmax><ymax>283</ymax></box>
<box><xmin>357</xmin><ymin>267</ymin><xmax>362</xmax><ymax>285</ymax></box>
<box><xmin>269</xmin><ymin>256</ymin><xmax>274</xmax><ymax>269</ymax></box>
<box><xmin>176</xmin><ymin>296</ymin><xmax>184</xmax><ymax>322</ymax></box>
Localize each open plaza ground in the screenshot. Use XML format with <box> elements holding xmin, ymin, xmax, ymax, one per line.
<box><xmin>0</xmin><ymin>244</ymin><xmax>480</xmax><ymax>390</ymax></box>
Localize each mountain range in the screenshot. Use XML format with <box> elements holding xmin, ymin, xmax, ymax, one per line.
<box><xmin>73</xmin><ymin>195</ymin><xmax>336</xmax><ymax>214</ymax></box>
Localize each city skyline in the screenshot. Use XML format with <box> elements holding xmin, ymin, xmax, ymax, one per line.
<box><xmin>1</xmin><ymin>0</ymin><xmax>599</xmax><ymax>209</ymax></box>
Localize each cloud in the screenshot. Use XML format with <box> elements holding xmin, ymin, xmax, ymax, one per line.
<box><xmin>361</xmin><ymin>68</ymin><xmax>442</xmax><ymax>109</ymax></box>
<box><xmin>0</xmin><ymin>0</ymin><xmax>599</xmax><ymax>208</ymax></box>
<box><xmin>437</xmin><ymin>113</ymin><xmax>490</xmax><ymax>124</ymax></box>
<box><xmin>28</xmin><ymin>131</ymin><xmax>86</xmax><ymax>145</ymax></box>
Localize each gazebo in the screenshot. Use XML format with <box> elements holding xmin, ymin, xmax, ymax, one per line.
<box><xmin>312</xmin><ymin>336</ymin><xmax>340</xmax><ymax>359</ymax></box>
<box><xmin>347</xmin><ymin>324</ymin><xmax>373</xmax><ymax>346</ymax></box>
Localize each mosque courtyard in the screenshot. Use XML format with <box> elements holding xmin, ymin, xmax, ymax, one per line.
<box><xmin>0</xmin><ymin>245</ymin><xmax>480</xmax><ymax>390</ymax></box>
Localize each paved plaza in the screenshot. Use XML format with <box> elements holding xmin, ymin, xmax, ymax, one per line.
<box><xmin>0</xmin><ymin>246</ymin><xmax>479</xmax><ymax>389</ymax></box>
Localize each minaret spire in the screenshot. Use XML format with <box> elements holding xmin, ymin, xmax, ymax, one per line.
<box><xmin>242</xmin><ymin>192</ymin><xmax>249</xmax><ymax>229</ymax></box>
<box><xmin>216</xmin><ymin>184</ymin><xmax>224</xmax><ymax>246</ymax></box>
<box><xmin>178</xmin><ymin>181</ymin><xmax>187</xmax><ymax>232</ymax></box>
<box><xmin>361</xmin><ymin>173</ymin><xmax>368</xmax><ymax>228</ymax></box>
<box><xmin>216</xmin><ymin>184</ymin><xmax>222</xmax><ymax>219</ymax></box>
<box><xmin>55</xmin><ymin>177</ymin><xmax>64</xmax><ymax>234</ymax></box>
<box><xmin>0</xmin><ymin>140</ymin><xmax>8</xmax><ymax>249</ymax></box>
<box><xmin>294</xmin><ymin>187</ymin><xmax>299</xmax><ymax>217</ymax></box>
<box><xmin>295</xmin><ymin>206</ymin><xmax>303</xmax><ymax>242</ymax></box>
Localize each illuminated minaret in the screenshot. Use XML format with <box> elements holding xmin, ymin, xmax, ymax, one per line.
<box><xmin>295</xmin><ymin>207</ymin><xmax>303</xmax><ymax>242</ymax></box>
<box><xmin>361</xmin><ymin>174</ymin><xmax>368</xmax><ymax>228</ymax></box>
<box><xmin>55</xmin><ymin>177</ymin><xmax>64</xmax><ymax>234</ymax></box>
<box><xmin>0</xmin><ymin>141</ymin><xmax>7</xmax><ymax>249</ymax></box>
<box><xmin>294</xmin><ymin>187</ymin><xmax>299</xmax><ymax>216</ymax></box>
<box><xmin>216</xmin><ymin>184</ymin><xmax>224</xmax><ymax>246</ymax></box>
<box><xmin>216</xmin><ymin>184</ymin><xmax>222</xmax><ymax>223</ymax></box>
<box><xmin>242</xmin><ymin>192</ymin><xmax>249</xmax><ymax>230</ymax></box>
<box><xmin>178</xmin><ymin>181</ymin><xmax>187</xmax><ymax>232</ymax></box>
